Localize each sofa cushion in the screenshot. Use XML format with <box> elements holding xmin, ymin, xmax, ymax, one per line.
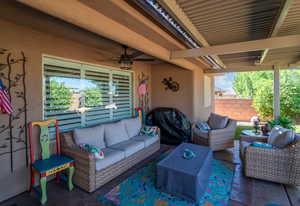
<box><xmin>108</xmin><ymin>140</ymin><xmax>144</xmax><ymax>157</ymax></box>
<box><xmin>139</xmin><ymin>126</ymin><xmax>159</xmax><ymax>137</ymax></box>
<box><xmin>73</xmin><ymin>125</ymin><xmax>105</xmax><ymax>149</ymax></box>
<box><xmin>121</xmin><ymin>117</ymin><xmax>142</xmax><ymax>138</ymax></box>
<box><xmin>208</xmin><ymin>113</ymin><xmax>229</xmax><ymax>129</ymax></box>
<box><xmin>131</xmin><ymin>135</ymin><xmax>159</xmax><ymax>147</ymax></box>
<box><xmin>104</xmin><ymin>121</ymin><xmax>129</xmax><ymax>146</ymax></box>
<box><xmin>95</xmin><ymin>148</ymin><xmax>125</xmax><ymax>171</ymax></box>
<box><xmin>268</xmin><ymin>126</ymin><xmax>295</xmax><ymax>148</ymax></box>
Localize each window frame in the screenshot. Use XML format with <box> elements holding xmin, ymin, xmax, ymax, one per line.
<box><xmin>42</xmin><ymin>55</ymin><xmax>135</xmax><ymax>132</ymax></box>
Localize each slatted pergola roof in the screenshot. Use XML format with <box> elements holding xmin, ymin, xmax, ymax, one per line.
<box><xmin>156</xmin><ymin>0</ymin><xmax>300</xmax><ymax>72</ymax></box>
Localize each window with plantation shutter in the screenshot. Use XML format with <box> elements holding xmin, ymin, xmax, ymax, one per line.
<box><xmin>43</xmin><ymin>56</ymin><xmax>134</xmax><ymax>133</ymax></box>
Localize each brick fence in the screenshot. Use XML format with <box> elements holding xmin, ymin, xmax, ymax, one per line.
<box><xmin>215</xmin><ymin>98</ymin><xmax>258</xmax><ymax>121</ymax></box>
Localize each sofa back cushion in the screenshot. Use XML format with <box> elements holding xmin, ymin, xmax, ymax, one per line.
<box><xmin>73</xmin><ymin>125</ymin><xmax>105</xmax><ymax>149</ymax></box>
<box><xmin>104</xmin><ymin>121</ymin><xmax>129</xmax><ymax>146</ymax></box>
<box><xmin>208</xmin><ymin>113</ymin><xmax>229</xmax><ymax>129</ymax></box>
<box><xmin>268</xmin><ymin>126</ymin><xmax>295</xmax><ymax>148</ymax></box>
<box><xmin>121</xmin><ymin>117</ymin><xmax>142</xmax><ymax>138</ymax></box>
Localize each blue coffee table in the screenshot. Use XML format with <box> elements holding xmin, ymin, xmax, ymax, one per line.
<box><xmin>156</xmin><ymin>143</ymin><xmax>213</xmax><ymax>202</ymax></box>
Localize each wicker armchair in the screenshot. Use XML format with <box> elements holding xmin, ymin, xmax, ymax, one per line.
<box><xmin>192</xmin><ymin>119</ymin><xmax>237</xmax><ymax>151</ymax></box>
<box><xmin>241</xmin><ymin>137</ymin><xmax>300</xmax><ymax>185</ymax></box>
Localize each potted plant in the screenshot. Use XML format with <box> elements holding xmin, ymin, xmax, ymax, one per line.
<box><xmin>267</xmin><ymin>116</ymin><xmax>296</xmax><ymax>130</ymax></box>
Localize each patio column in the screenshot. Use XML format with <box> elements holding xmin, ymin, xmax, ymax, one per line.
<box><xmin>273</xmin><ymin>66</ymin><xmax>280</xmax><ymax>118</ymax></box>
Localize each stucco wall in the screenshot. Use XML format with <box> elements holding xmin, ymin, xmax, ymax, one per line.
<box><xmin>151</xmin><ymin>63</ymin><xmax>194</xmax><ymax>120</ymax></box>
<box><xmin>0</xmin><ymin>17</ymin><xmax>151</xmax><ymax>201</ymax></box>
<box><xmin>151</xmin><ymin>63</ymin><xmax>213</xmax><ymax>122</ymax></box>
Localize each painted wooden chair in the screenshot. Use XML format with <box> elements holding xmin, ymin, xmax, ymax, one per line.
<box><xmin>29</xmin><ymin>120</ymin><xmax>75</xmax><ymax>204</ymax></box>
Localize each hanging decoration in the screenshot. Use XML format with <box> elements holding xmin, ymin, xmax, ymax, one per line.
<box><xmin>0</xmin><ymin>79</ymin><xmax>13</xmax><ymax>114</ymax></box>
<box><xmin>137</xmin><ymin>72</ymin><xmax>150</xmax><ymax>113</ymax></box>
<box><xmin>0</xmin><ymin>49</ymin><xmax>28</xmax><ymax>172</ymax></box>
<box><xmin>162</xmin><ymin>77</ymin><xmax>180</xmax><ymax>92</ymax></box>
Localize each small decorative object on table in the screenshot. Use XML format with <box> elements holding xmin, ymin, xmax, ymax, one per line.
<box><xmin>251</xmin><ymin>116</ymin><xmax>260</xmax><ymax>134</ymax></box>
<box><xmin>261</xmin><ymin>123</ymin><xmax>270</xmax><ymax>136</ymax></box>
<box><xmin>183</xmin><ymin>148</ymin><xmax>196</xmax><ymax>159</ymax></box>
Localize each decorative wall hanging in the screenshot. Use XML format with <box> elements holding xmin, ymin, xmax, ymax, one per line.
<box><xmin>0</xmin><ymin>49</ymin><xmax>28</xmax><ymax>172</ymax></box>
<box><xmin>137</xmin><ymin>72</ymin><xmax>150</xmax><ymax>113</ymax></box>
<box><xmin>162</xmin><ymin>77</ymin><xmax>180</xmax><ymax>92</ymax></box>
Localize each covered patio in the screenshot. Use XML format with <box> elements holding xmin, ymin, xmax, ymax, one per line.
<box><xmin>0</xmin><ymin>0</ymin><xmax>300</xmax><ymax>206</ymax></box>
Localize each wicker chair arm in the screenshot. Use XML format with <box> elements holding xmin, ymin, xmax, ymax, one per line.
<box><xmin>246</xmin><ymin>145</ymin><xmax>290</xmax><ymax>160</ymax></box>
<box><xmin>60</xmin><ymin>132</ymin><xmax>96</xmax><ymax>175</ymax></box>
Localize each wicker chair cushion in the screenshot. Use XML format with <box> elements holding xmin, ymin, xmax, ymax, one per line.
<box><xmin>74</xmin><ymin>125</ymin><xmax>105</xmax><ymax>149</ymax></box>
<box><xmin>104</xmin><ymin>121</ymin><xmax>129</xmax><ymax>146</ymax></box>
<box><xmin>108</xmin><ymin>140</ymin><xmax>144</xmax><ymax>157</ymax></box>
<box><xmin>121</xmin><ymin>117</ymin><xmax>142</xmax><ymax>138</ymax></box>
<box><xmin>208</xmin><ymin>113</ymin><xmax>229</xmax><ymax>129</ymax></box>
<box><xmin>131</xmin><ymin>135</ymin><xmax>159</xmax><ymax>147</ymax></box>
<box><xmin>250</xmin><ymin>141</ymin><xmax>276</xmax><ymax>149</ymax></box>
<box><xmin>193</xmin><ymin>127</ymin><xmax>209</xmax><ymax>139</ymax></box>
<box><xmin>268</xmin><ymin>126</ymin><xmax>295</xmax><ymax>148</ymax></box>
<box><xmin>95</xmin><ymin>148</ymin><xmax>125</xmax><ymax>171</ymax></box>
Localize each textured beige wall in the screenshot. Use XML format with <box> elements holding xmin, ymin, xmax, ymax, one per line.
<box><xmin>0</xmin><ymin>18</ymin><xmax>151</xmax><ymax>201</ymax></box>
<box><xmin>151</xmin><ymin>63</ymin><xmax>213</xmax><ymax>122</ymax></box>
<box><xmin>192</xmin><ymin>69</ymin><xmax>213</xmax><ymax>122</ymax></box>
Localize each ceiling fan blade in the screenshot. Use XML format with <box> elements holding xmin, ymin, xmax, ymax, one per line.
<box><xmin>134</xmin><ymin>58</ymin><xmax>155</xmax><ymax>61</ymax></box>
<box><xmin>96</xmin><ymin>58</ymin><xmax>119</xmax><ymax>62</ymax></box>
<box><xmin>130</xmin><ymin>51</ymin><xmax>144</xmax><ymax>59</ymax></box>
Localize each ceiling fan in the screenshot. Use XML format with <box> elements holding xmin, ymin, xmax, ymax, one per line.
<box><xmin>97</xmin><ymin>45</ymin><xmax>155</xmax><ymax>69</ymax></box>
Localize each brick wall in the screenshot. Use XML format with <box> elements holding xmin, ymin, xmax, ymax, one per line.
<box><xmin>215</xmin><ymin>98</ymin><xmax>258</xmax><ymax>121</ymax></box>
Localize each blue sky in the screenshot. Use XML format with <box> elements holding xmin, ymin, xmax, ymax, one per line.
<box><xmin>214</xmin><ymin>72</ymin><xmax>236</xmax><ymax>94</ymax></box>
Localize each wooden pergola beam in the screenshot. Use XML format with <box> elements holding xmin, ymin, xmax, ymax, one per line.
<box><xmin>204</xmin><ymin>65</ymin><xmax>274</xmax><ymax>73</ymax></box>
<box><xmin>158</xmin><ymin>0</ymin><xmax>226</xmax><ymax>68</ymax></box>
<box><xmin>204</xmin><ymin>61</ymin><xmax>300</xmax><ymax>73</ymax></box>
<box><xmin>17</xmin><ymin>0</ymin><xmax>204</xmax><ymax>71</ymax></box>
<box><xmin>171</xmin><ymin>35</ymin><xmax>300</xmax><ymax>58</ymax></box>
<box><xmin>259</xmin><ymin>0</ymin><xmax>294</xmax><ymax>64</ymax></box>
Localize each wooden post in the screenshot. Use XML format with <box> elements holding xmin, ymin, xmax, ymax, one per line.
<box><xmin>273</xmin><ymin>66</ymin><xmax>280</xmax><ymax>118</ymax></box>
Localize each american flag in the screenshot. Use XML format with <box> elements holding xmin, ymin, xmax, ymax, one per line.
<box><xmin>0</xmin><ymin>79</ymin><xmax>13</xmax><ymax>115</ymax></box>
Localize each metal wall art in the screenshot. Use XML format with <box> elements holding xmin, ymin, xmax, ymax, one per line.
<box><xmin>162</xmin><ymin>77</ymin><xmax>180</xmax><ymax>92</ymax></box>
<box><xmin>0</xmin><ymin>49</ymin><xmax>28</xmax><ymax>172</ymax></box>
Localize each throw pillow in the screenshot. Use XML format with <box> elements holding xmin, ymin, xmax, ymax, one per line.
<box><xmin>79</xmin><ymin>144</ymin><xmax>104</xmax><ymax>160</ymax></box>
<box><xmin>121</xmin><ymin>117</ymin><xmax>142</xmax><ymax>138</ymax></box>
<box><xmin>195</xmin><ymin>122</ymin><xmax>211</xmax><ymax>132</ymax></box>
<box><xmin>208</xmin><ymin>113</ymin><xmax>229</xmax><ymax>129</ymax></box>
<box><xmin>267</xmin><ymin>126</ymin><xmax>295</xmax><ymax>148</ymax></box>
<box><xmin>250</xmin><ymin>141</ymin><xmax>277</xmax><ymax>149</ymax></box>
<box><xmin>139</xmin><ymin>126</ymin><xmax>158</xmax><ymax>137</ymax></box>
<box><xmin>104</xmin><ymin>121</ymin><xmax>129</xmax><ymax>146</ymax></box>
<box><xmin>73</xmin><ymin>125</ymin><xmax>105</xmax><ymax>149</ymax></box>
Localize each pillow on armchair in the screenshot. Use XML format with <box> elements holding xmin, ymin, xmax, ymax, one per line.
<box><xmin>267</xmin><ymin>126</ymin><xmax>295</xmax><ymax>148</ymax></box>
<box><xmin>208</xmin><ymin>113</ymin><xmax>229</xmax><ymax>129</ymax></box>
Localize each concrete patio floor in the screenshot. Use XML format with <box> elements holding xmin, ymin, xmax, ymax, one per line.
<box><xmin>1</xmin><ymin>142</ymin><xmax>299</xmax><ymax>206</ymax></box>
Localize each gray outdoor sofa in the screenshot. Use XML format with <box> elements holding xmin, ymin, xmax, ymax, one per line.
<box><xmin>60</xmin><ymin>117</ymin><xmax>160</xmax><ymax>192</ymax></box>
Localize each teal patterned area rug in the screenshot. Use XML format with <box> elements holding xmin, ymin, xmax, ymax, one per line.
<box><xmin>98</xmin><ymin>152</ymin><xmax>234</xmax><ymax>206</ymax></box>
